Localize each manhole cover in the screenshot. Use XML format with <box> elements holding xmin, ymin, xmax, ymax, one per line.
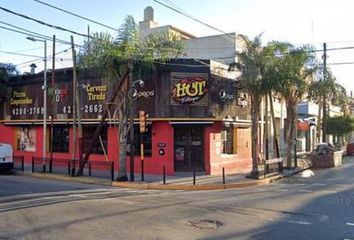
<box><xmin>188</xmin><ymin>219</ymin><xmax>223</xmax><ymax>230</ymax></box>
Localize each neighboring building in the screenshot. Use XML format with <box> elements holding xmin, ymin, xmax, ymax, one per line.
<box><xmin>298</xmin><ymin>100</ymin><xmax>343</xmax><ymax>152</ymax></box>
<box><xmin>264</xmin><ymin>95</ymin><xmax>287</xmax><ymax>158</ymax></box>
<box><xmin>298</xmin><ymin>101</ymin><xmax>319</xmax><ymax>152</ymax></box>
<box><xmin>139</xmin><ymin>6</ymin><xmax>195</xmax><ymax>41</ymax></box>
<box><xmin>0</xmin><ymin>59</ymin><xmax>253</xmax><ymax>176</ymax></box>
<box><xmin>139</xmin><ymin>6</ymin><xmax>238</xmax><ymax>65</ymax></box>
<box><xmin>348</xmin><ymin>95</ymin><xmax>354</xmax><ymax>143</ymax></box>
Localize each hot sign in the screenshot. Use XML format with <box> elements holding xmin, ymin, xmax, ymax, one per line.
<box><xmin>171</xmin><ymin>73</ymin><xmax>208</xmax><ymax>105</ymax></box>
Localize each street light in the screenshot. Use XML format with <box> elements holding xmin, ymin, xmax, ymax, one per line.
<box><xmin>27</xmin><ymin>36</ymin><xmax>47</xmax><ymax>172</ymax></box>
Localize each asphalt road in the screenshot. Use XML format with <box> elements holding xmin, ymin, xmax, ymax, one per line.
<box><xmin>1</xmin><ymin>157</ymin><xmax>354</xmax><ymax>240</ymax></box>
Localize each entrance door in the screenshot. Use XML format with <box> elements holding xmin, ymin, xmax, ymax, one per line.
<box><xmin>174</xmin><ymin>126</ymin><xmax>204</xmax><ymax>171</ymax></box>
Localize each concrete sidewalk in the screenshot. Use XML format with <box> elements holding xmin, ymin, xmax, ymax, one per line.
<box><xmin>14</xmin><ymin>157</ymin><xmax>311</xmax><ymax>191</ymax></box>
<box><xmin>113</xmin><ymin>155</ymin><xmax>311</xmax><ymax>190</ymax></box>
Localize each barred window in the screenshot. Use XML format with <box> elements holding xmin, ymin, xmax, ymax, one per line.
<box><xmin>82</xmin><ymin>126</ymin><xmax>108</xmax><ymax>155</ymax></box>
<box><xmin>221</xmin><ymin>127</ymin><xmax>237</xmax><ymax>154</ymax></box>
<box><xmin>52</xmin><ymin>126</ymin><xmax>69</xmax><ymax>153</ymax></box>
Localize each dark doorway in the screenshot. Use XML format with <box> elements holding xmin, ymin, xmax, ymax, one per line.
<box><xmin>174</xmin><ymin>126</ymin><xmax>204</xmax><ymax>171</ymax></box>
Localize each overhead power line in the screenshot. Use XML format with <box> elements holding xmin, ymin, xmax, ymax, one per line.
<box><xmin>0</xmin><ymin>50</ymin><xmax>42</xmax><ymax>58</ymax></box>
<box><xmin>0</xmin><ymin>21</ymin><xmax>81</xmax><ymax>47</ymax></box>
<box><xmin>14</xmin><ymin>46</ymin><xmax>49</xmax><ymax>53</ymax></box>
<box><xmin>0</xmin><ymin>6</ymin><xmax>89</xmax><ymax>38</ymax></box>
<box><xmin>1</xmin><ymin>47</ymin><xmax>71</xmax><ymax>61</ymax></box>
<box><xmin>328</xmin><ymin>62</ymin><xmax>354</xmax><ymax>66</ymax></box>
<box><xmin>152</xmin><ymin>0</ymin><xmax>235</xmax><ymax>40</ymax></box>
<box><xmin>14</xmin><ymin>47</ymin><xmax>72</xmax><ymax>67</ymax></box>
<box><xmin>30</xmin><ymin>0</ymin><xmax>119</xmax><ymax>32</ymax></box>
<box><xmin>15</xmin><ymin>58</ymin><xmax>43</xmax><ymax>67</ymax></box>
<box><xmin>326</xmin><ymin>46</ymin><xmax>354</xmax><ymax>51</ymax></box>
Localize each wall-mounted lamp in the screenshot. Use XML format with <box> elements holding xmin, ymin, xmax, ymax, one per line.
<box><xmin>132</xmin><ymin>79</ymin><xmax>144</xmax><ymax>88</ymax></box>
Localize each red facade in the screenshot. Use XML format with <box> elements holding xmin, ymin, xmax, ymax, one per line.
<box><xmin>0</xmin><ymin>60</ymin><xmax>252</xmax><ymax>176</ymax></box>
<box><xmin>0</xmin><ymin>121</ymin><xmax>251</xmax><ymax>176</ymax></box>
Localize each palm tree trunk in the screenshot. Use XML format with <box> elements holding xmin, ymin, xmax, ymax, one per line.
<box><xmin>117</xmin><ymin>106</ymin><xmax>129</xmax><ymax>181</ymax></box>
<box><xmin>317</xmin><ymin>98</ymin><xmax>322</xmax><ymax>144</ymax></box>
<box><xmin>116</xmin><ymin>78</ymin><xmax>130</xmax><ymax>181</ymax></box>
<box><xmin>250</xmin><ymin>94</ymin><xmax>261</xmax><ymax>177</ymax></box>
<box><xmin>322</xmin><ymin>95</ymin><xmax>327</xmax><ymax>142</ymax></box>
<box><xmin>269</xmin><ymin>93</ymin><xmax>280</xmax><ymax>158</ymax></box>
<box><xmin>285</xmin><ymin>99</ymin><xmax>297</xmax><ymax>168</ymax></box>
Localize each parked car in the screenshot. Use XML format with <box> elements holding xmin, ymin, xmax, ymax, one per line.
<box><xmin>346</xmin><ymin>142</ymin><xmax>354</xmax><ymax>155</ymax></box>
<box><xmin>0</xmin><ymin>143</ymin><xmax>13</xmax><ymax>172</ymax></box>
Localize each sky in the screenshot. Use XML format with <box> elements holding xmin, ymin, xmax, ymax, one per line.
<box><xmin>1</xmin><ymin>0</ymin><xmax>354</xmax><ymax>93</ymax></box>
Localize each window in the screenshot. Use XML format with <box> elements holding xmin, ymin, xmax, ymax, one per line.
<box><xmin>128</xmin><ymin>124</ymin><xmax>152</xmax><ymax>157</ymax></box>
<box><xmin>82</xmin><ymin>126</ymin><xmax>108</xmax><ymax>155</ymax></box>
<box><xmin>52</xmin><ymin>126</ymin><xmax>69</xmax><ymax>152</ymax></box>
<box><xmin>221</xmin><ymin>127</ymin><xmax>237</xmax><ymax>154</ymax></box>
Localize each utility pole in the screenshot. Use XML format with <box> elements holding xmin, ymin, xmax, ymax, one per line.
<box><xmin>50</xmin><ymin>34</ymin><xmax>56</xmax><ymax>163</ymax></box>
<box><xmin>26</xmin><ymin>36</ymin><xmax>47</xmax><ymax>172</ymax></box>
<box><xmin>322</xmin><ymin>42</ymin><xmax>327</xmax><ymax>143</ymax></box>
<box><xmin>71</xmin><ymin>36</ymin><xmax>83</xmax><ymax>175</ymax></box>
<box><xmin>71</xmin><ymin>36</ymin><xmax>83</xmax><ymax>164</ymax></box>
<box><xmin>52</xmin><ymin>35</ymin><xmax>56</xmax><ymax>86</ymax></box>
<box><xmin>71</xmin><ymin>36</ymin><xmax>77</xmax><ymax>167</ymax></box>
<box><xmin>87</xmin><ymin>25</ymin><xmax>90</xmax><ymax>53</ymax></box>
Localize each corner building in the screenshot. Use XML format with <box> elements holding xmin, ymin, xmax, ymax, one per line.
<box><xmin>0</xmin><ymin>59</ymin><xmax>252</xmax><ymax>176</ymax></box>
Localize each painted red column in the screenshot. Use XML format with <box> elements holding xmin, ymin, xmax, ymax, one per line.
<box><xmin>151</xmin><ymin>121</ymin><xmax>174</xmax><ymax>175</ymax></box>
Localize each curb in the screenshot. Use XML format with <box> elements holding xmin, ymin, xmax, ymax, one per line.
<box><xmin>14</xmin><ymin>171</ymin><xmax>112</xmax><ymax>186</ymax></box>
<box><xmin>112</xmin><ymin>168</ymin><xmax>309</xmax><ymax>191</ymax></box>
<box><xmin>112</xmin><ymin>173</ymin><xmax>286</xmax><ymax>191</ymax></box>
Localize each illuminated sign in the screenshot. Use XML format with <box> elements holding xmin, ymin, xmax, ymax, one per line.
<box><xmin>133</xmin><ymin>89</ymin><xmax>155</xmax><ymax>100</ymax></box>
<box><xmin>219</xmin><ymin>89</ymin><xmax>234</xmax><ymax>102</ymax></box>
<box><xmin>171</xmin><ymin>75</ymin><xmax>207</xmax><ymax>105</ymax></box>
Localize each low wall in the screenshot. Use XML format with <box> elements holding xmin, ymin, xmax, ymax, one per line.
<box><xmin>311</xmin><ymin>151</ymin><xmax>342</xmax><ymax>168</ymax></box>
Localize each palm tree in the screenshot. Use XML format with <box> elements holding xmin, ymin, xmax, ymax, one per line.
<box><xmin>229</xmin><ymin>34</ymin><xmax>268</xmax><ymax>177</ymax></box>
<box><xmin>267</xmin><ymin>43</ymin><xmax>316</xmax><ymax>168</ymax></box>
<box><xmin>78</xmin><ymin>15</ymin><xmax>182</xmax><ymax>180</ymax></box>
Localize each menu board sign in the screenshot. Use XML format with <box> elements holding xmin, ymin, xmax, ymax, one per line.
<box><xmin>9</xmin><ymin>79</ymin><xmax>109</xmax><ymax>120</ymax></box>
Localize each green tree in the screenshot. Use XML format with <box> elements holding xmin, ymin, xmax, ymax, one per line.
<box><xmin>0</xmin><ymin>63</ymin><xmax>18</xmax><ymax>99</ymax></box>
<box><xmin>309</xmin><ymin>68</ymin><xmax>348</xmax><ymax>141</ymax></box>
<box><xmin>326</xmin><ymin>116</ymin><xmax>354</xmax><ymax>145</ymax></box>
<box><xmin>78</xmin><ymin>15</ymin><xmax>182</xmax><ymax>180</ymax></box>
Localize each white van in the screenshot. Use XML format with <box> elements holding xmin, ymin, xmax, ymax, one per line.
<box><xmin>0</xmin><ymin>143</ymin><xmax>13</xmax><ymax>172</ymax></box>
